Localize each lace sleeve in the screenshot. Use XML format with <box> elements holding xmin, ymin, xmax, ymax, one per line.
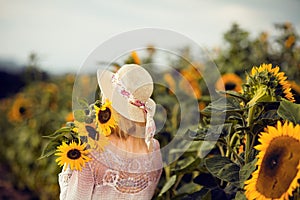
<box><xmin>58</xmin><ymin>167</ymin><xmax>72</xmax><ymax>200</ymax></box>
<box><xmin>58</xmin><ymin>163</ymin><xmax>94</xmax><ymax>200</ymax></box>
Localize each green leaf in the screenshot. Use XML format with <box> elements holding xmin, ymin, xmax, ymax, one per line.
<box><xmin>277</xmin><ymin>99</ymin><xmax>300</xmax><ymax>124</ymax></box>
<box><xmin>42</xmin><ymin>126</ymin><xmax>72</xmax><ymax>139</ymax></box>
<box><xmin>169</xmin><ymin>141</ymin><xmax>201</xmax><ymax>157</ymax></box>
<box><xmin>158</xmin><ymin>175</ymin><xmax>177</xmax><ymax>197</ymax></box>
<box><xmin>77</xmin><ymin>98</ymin><xmax>89</xmax><ymax>109</ymax></box>
<box><xmin>74</xmin><ymin>109</ymin><xmax>86</xmax><ymax>122</ymax></box>
<box><xmin>191</xmin><ymin>123</ymin><xmax>232</xmax><ymax>141</ymax></box>
<box><xmin>256</xmin><ymin>106</ymin><xmax>280</xmax><ymax>124</ymax></box>
<box><xmin>173</xmin><ymin>157</ymin><xmax>202</xmax><ymax>174</ymax></box>
<box><xmin>205</xmin><ymin>155</ymin><xmax>240</xmax><ymax>184</ymax></box>
<box><xmin>247</xmin><ymin>85</ymin><xmax>271</xmax><ymax>107</ymax></box>
<box><xmin>169</xmin><ymin>148</ymin><xmax>197</xmax><ymax>157</ymax></box>
<box><xmin>176</xmin><ymin>182</ymin><xmax>202</xmax><ymax>196</ymax></box>
<box><xmin>39</xmin><ymin>139</ymin><xmax>61</xmax><ymax>159</ymax></box>
<box><xmin>202</xmin><ymin>96</ymin><xmax>241</xmax><ymax>115</ymax></box>
<box><xmin>239</xmin><ymin>158</ymin><xmax>257</xmax><ymax>188</ymax></box>
<box><xmin>173</xmin><ymin>156</ymin><xmax>194</xmax><ymax>170</ymax></box>
<box><xmin>217</xmin><ymin>90</ymin><xmax>247</xmax><ymax>102</ymax></box>
<box><xmin>235</xmin><ymin>191</ymin><xmax>247</xmax><ymax>200</ymax></box>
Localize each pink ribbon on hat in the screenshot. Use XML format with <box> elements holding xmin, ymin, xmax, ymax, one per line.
<box><xmin>112</xmin><ymin>73</ymin><xmax>156</xmax><ymax>150</ymax></box>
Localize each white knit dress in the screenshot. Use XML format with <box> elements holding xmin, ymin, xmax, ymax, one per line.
<box><xmin>58</xmin><ymin>139</ymin><xmax>162</xmax><ymax>200</ymax></box>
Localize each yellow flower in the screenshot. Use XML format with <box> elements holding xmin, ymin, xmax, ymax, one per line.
<box><xmin>65</xmin><ymin>112</ymin><xmax>74</xmax><ymax>122</ymax></box>
<box><xmin>259</xmin><ymin>32</ymin><xmax>268</xmax><ymax>43</ymax></box>
<box><xmin>131</xmin><ymin>51</ymin><xmax>141</xmax><ymax>65</ymax></box>
<box><xmin>66</xmin><ymin>74</ymin><xmax>75</xmax><ymax>84</ymax></box>
<box><xmin>244</xmin><ymin>63</ymin><xmax>295</xmax><ymax>104</ymax></box>
<box><xmin>181</xmin><ymin>64</ymin><xmax>202</xmax><ymax>82</ymax></box>
<box><xmin>285</xmin><ymin>35</ymin><xmax>295</xmax><ymax>49</ymax></box>
<box><xmin>163</xmin><ymin>73</ymin><xmax>176</xmax><ymax>94</ymax></box>
<box><xmin>8</xmin><ymin>94</ymin><xmax>33</xmax><ymax>123</ymax></box>
<box><xmin>55</xmin><ymin>141</ymin><xmax>91</xmax><ymax>171</ymax></box>
<box><xmin>43</xmin><ymin>83</ymin><xmax>59</xmax><ymax>110</ymax></box>
<box><xmin>179</xmin><ymin>64</ymin><xmax>202</xmax><ymax>99</ymax></box>
<box><xmin>198</xmin><ymin>101</ymin><xmax>206</xmax><ymax>111</ymax></box>
<box><xmin>244</xmin><ymin>121</ymin><xmax>300</xmax><ymax>200</ymax></box>
<box><xmin>94</xmin><ymin>100</ymin><xmax>117</xmax><ymax>136</ymax></box>
<box><xmin>215</xmin><ymin>73</ymin><xmax>243</xmax><ymax>92</ymax></box>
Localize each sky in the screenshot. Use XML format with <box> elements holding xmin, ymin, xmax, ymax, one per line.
<box><xmin>0</xmin><ymin>0</ymin><xmax>299</xmax><ymax>74</ymax></box>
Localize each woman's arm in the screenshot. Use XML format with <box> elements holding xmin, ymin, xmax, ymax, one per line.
<box><xmin>58</xmin><ymin>164</ymin><xmax>94</xmax><ymax>200</ymax></box>
<box><xmin>58</xmin><ymin>166</ymin><xmax>72</xmax><ymax>200</ymax></box>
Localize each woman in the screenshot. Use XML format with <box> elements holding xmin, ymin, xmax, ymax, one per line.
<box><xmin>58</xmin><ymin>64</ymin><xmax>163</xmax><ymax>200</ymax></box>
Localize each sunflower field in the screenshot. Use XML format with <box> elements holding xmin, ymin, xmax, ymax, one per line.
<box><xmin>1</xmin><ymin>22</ymin><xmax>300</xmax><ymax>200</ymax></box>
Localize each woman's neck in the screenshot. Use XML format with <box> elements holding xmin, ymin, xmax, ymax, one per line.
<box><xmin>109</xmin><ymin>134</ymin><xmax>149</xmax><ymax>154</ymax></box>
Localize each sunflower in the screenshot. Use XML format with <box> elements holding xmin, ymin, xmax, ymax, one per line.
<box><xmin>94</xmin><ymin>100</ymin><xmax>117</xmax><ymax>136</ymax></box>
<box><xmin>65</xmin><ymin>112</ymin><xmax>74</xmax><ymax>122</ymax></box>
<box><xmin>285</xmin><ymin>35</ymin><xmax>295</xmax><ymax>49</ymax></box>
<box><xmin>259</xmin><ymin>32</ymin><xmax>268</xmax><ymax>43</ymax></box>
<box><xmin>125</xmin><ymin>51</ymin><xmax>141</xmax><ymax>65</ymax></box>
<box><xmin>8</xmin><ymin>94</ymin><xmax>33</xmax><ymax>123</ymax></box>
<box><xmin>164</xmin><ymin>73</ymin><xmax>176</xmax><ymax>94</ymax></box>
<box><xmin>244</xmin><ymin>63</ymin><xmax>295</xmax><ymax>106</ymax></box>
<box><xmin>55</xmin><ymin>141</ymin><xmax>91</xmax><ymax>171</ymax></box>
<box><xmin>179</xmin><ymin>64</ymin><xmax>202</xmax><ymax>99</ymax></box>
<box><xmin>244</xmin><ymin>121</ymin><xmax>300</xmax><ymax>200</ymax></box>
<box><xmin>215</xmin><ymin>73</ymin><xmax>243</xmax><ymax>92</ymax></box>
<box><xmin>131</xmin><ymin>51</ymin><xmax>141</xmax><ymax>65</ymax></box>
<box><xmin>43</xmin><ymin>83</ymin><xmax>59</xmax><ymax>110</ymax></box>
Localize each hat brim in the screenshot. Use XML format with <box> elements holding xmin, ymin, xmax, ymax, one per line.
<box><xmin>97</xmin><ymin>69</ymin><xmax>155</xmax><ymax>123</ymax></box>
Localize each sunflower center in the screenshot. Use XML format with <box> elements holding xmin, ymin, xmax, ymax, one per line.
<box><xmin>98</xmin><ymin>107</ymin><xmax>111</xmax><ymax>124</ymax></box>
<box><xmin>256</xmin><ymin>136</ymin><xmax>300</xmax><ymax>198</ymax></box>
<box><xmin>225</xmin><ymin>82</ymin><xmax>237</xmax><ymax>90</ymax></box>
<box><xmin>19</xmin><ymin>106</ymin><xmax>26</xmax><ymax>115</ymax></box>
<box><xmin>67</xmin><ymin>149</ymin><xmax>82</xmax><ymax>160</ymax></box>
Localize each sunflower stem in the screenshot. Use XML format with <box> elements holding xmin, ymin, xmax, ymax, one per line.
<box><xmin>225</xmin><ymin>136</ymin><xmax>230</xmax><ymax>158</ymax></box>
<box><xmin>226</xmin><ymin>131</ymin><xmax>244</xmax><ymax>164</ymax></box>
<box><xmin>245</xmin><ymin>105</ymin><xmax>255</xmax><ymax>164</ymax></box>
<box><xmin>249</xmin><ymin>133</ymin><xmax>256</xmax><ymax>156</ymax></box>
<box><xmin>225</xmin><ymin>131</ymin><xmax>238</xmax><ymax>158</ymax></box>
<box><xmin>173</xmin><ymin>174</ymin><xmax>183</xmax><ymax>193</ymax></box>
<box><xmin>227</xmin><ymin>143</ymin><xmax>244</xmax><ymax>165</ymax></box>
<box><xmin>165</xmin><ymin>165</ymin><xmax>171</xmax><ymax>181</ymax></box>
<box><xmin>217</xmin><ymin>143</ymin><xmax>225</xmax><ymax>157</ymax></box>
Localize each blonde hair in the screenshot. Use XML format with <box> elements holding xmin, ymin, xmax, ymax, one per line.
<box><xmin>112</xmin><ymin>112</ymin><xmax>146</xmax><ymax>139</ymax></box>
<box><xmin>100</xmin><ymin>95</ymin><xmax>146</xmax><ymax>139</ymax></box>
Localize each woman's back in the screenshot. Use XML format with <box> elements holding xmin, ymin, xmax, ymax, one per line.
<box><xmin>59</xmin><ymin>139</ymin><xmax>162</xmax><ymax>200</ymax></box>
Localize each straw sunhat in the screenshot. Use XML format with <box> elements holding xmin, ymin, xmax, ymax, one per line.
<box><xmin>97</xmin><ymin>64</ymin><xmax>156</xmax><ymax>123</ymax></box>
